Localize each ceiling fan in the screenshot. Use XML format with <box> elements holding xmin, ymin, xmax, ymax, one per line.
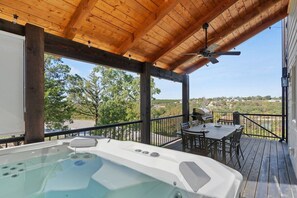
<box><xmin>183</xmin><ymin>23</ymin><xmax>241</xmax><ymax>64</ymax></box>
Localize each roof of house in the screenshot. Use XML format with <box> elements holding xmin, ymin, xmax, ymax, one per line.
<box><xmin>0</xmin><ymin>0</ymin><xmax>289</xmax><ymax>74</ymax></box>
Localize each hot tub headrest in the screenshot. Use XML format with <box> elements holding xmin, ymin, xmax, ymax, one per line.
<box><xmin>179</xmin><ymin>161</ymin><xmax>211</xmax><ymax>192</ymax></box>
<box><xmin>69</xmin><ymin>137</ymin><xmax>98</xmax><ymax>148</ymax></box>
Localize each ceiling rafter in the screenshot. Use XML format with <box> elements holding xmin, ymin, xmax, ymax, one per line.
<box><xmin>150</xmin><ymin>0</ymin><xmax>239</xmax><ymax>63</ymax></box>
<box><xmin>116</xmin><ymin>0</ymin><xmax>179</xmax><ymax>55</ymax></box>
<box><xmin>168</xmin><ymin>0</ymin><xmax>282</xmax><ymax>70</ymax></box>
<box><xmin>63</xmin><ymin>0</ymin><xmax>98</xmax><ymax>39</ymax></box>
<box><xmin>183</xmin><ymin>7</ymin><xmax>288</xmax><ymax>74</ymax></box>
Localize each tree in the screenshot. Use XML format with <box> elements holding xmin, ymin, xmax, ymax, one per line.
<box><xmin>69</xmin><ymin>65</ymin><xmax>160</xmax><ymax>125</ymax></box>
<box><xmin>44</xmin><ymin>54</ymin><xmax>74</xmax><ymax>130</ymax></box>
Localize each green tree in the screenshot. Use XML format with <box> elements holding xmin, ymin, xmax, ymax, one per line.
<box><xmin>44</xmin><ymin>54</ymin><xmax>74</xmax><ymax>130</ymax></box>
<box><xmin>69</xmin><ymin>65</ymin><xmax>160</xmax><ymax>125</ymax></box>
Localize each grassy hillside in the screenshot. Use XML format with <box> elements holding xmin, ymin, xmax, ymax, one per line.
<box><xmin>152</xmin><ymin>96</ymin><xmax>282</xmax><ymax>118</ymax></box>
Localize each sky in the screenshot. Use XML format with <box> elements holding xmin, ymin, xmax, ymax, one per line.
<box><xmin>62</xmin><ymin>22</ymin><xmax>283</xmax><ymax>100</ymax></box>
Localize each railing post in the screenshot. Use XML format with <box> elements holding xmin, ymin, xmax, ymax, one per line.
<box><xmin>182</xmin><ymin>74</ymin><xmax>189</xmax><ymax>123</ymax></box>
<box><xmin>233</xmin><ymin>111</ymin><xmax>240</xmax><ymax>125</ymax></box>
<box><xmin>140</xmin><ymin>62</ymin><xmax>151</xmax><ymax>144</ymax></box>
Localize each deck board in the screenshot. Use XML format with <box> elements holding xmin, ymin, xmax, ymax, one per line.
<box><xmin>164</xmin><ymin>136</ymin><xmax>297</xmax><ymax>198</ymax></box>
<box><xmin>243</xmin><ymin>138</ymin><xmax>266</xmax><ymax>198</ymax></box>
<box><xmin>254</xmin><ymin>139</ymin><xmax>270</xmax><ymax>198</ymax></box>
<box><xmin>267</xmin><ymin>141</ymin><xmax>280</xmax><ymax>198</ymax></box>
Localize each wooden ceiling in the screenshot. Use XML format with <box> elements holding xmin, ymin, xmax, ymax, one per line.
<box><xmin>0</xmin><ymin>0</ymin><xmax>289</xmax><ymax>74</ymax></box>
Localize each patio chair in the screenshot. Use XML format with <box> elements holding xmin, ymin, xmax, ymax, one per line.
<box><xmin>222</xmin><ymin>126</ymin><xmax>244</xmax><ymax>168</ymax></box>
<box><xmin>180</xmin><ymin>122</ymin><xmax>192</xmax><ymax>150</ymax></box>
<box><xmin>180</xmin><ymin>122</ymin><xmax>201</xmax><ymax>150</ymax></box>
<box><xmin>189</xmin><ymin>131</ymin><xmax>208</xmax><ymax>155</ymax></box>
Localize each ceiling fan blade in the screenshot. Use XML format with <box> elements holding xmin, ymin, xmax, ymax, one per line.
<box><xmin>206</xmin><ymin>44</ymin><xmax>219</xmax><ymax>52</ymax></box>
<box><xmin>208</xmin><ymin>57</ymin><xmax>219</xmax><ymax>64</ymax></box>
<box><xmin>214</xmin><ymin>51</ymin><xmax>241</xmax><ymax>56</ymax></box>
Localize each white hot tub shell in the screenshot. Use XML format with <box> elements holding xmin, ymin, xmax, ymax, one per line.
<box><xmin>0</xmin><ymin>137</ymin><xmax>243</xmax><ymax>198</ymax></box>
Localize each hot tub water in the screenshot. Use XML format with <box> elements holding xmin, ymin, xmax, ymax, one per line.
<box><xmin>0</xmin><ymin>150</ymin><xmax>185</xmax><ymax>198</ymax></box>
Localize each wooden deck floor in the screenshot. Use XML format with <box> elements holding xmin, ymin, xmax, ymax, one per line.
<box><xmin>164</xmin><ymin>136</ymin><xmax>297</xmax><ymax>198</ymax></box>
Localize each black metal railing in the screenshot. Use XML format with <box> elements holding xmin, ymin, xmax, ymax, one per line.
<box><xmin>0</xmin><ymin>111</ymin><xmax>286</xmax><ymax>148</ymax></box>
<box><xmin>0</xmin><ymin>135</ymin><xmax>25</xmax><ymax>148</ymax></box>
<box><xmin>212</xmin><ymin>111</ymin><xmax>285</xmax><ymax>141</ymax></box>
<box><xmin>239</xmin><ymin>113</ymin><xmax>284</xmax><ymax>140</ymax></box>
<box><xmin>212</xmin><ymin>112</ymin><xmax>234</xmax><ymax>123</ymax></box>
<box><xmin>0</xmin><ymin>120</ymin><xmax>142</xmax><ymax>148</ymax></box>
<box><xmin>151</xmin><ymin>114</ymin><xmax>183</xmax><ymax>146</ymax></box>
<box><xmin>44</xmin><ymin>120</ymin><xmax>142</xmax><ymax>142</ymax></box>
<box><xmin>0</xmin><ymin>115</ymin><xmax>184</xmax><ymax>148</ymax></box>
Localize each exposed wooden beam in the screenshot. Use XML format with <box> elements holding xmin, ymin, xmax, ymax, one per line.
<box><xmin>151</xmin><ymin>66</ymin><xmax>183</xmax><ymax>82</ymax></box>
<box><xmin>151</xmin><ymin>0</ymin><xmax>238</xmax><ymax>62</ymax></box>
<box><xmin>168</xmin><ymin>0</ymin><xmax>282</xmax><ymax>70</ymax></box>
<box><xmin>184</xmin><ymin>8</ymin><xmax>288</xmax><ymax>73</ymax></box>
<box><xmin>117</xmin><ymin>0</ymin><xmax>178</xmax><ymax>55</ymax></box>
<box><xmin>25</xmin><ymin>24</ymin><xmax>44</xmax><ymax>144</ymax></box>
<box><xmin>0</xmin><ymin>18</ymin><xmax>25</xmax><ymax>36</ymax></box>
<box><xmin>45</xmin><ymin>33</ymin><xmax>184</xmax><ymax>81</ymax></box>
<box><xmin>45</xmin><ymin>33</ymin><xmax>143</xmax><ymax>73</ymax></box>
<box><xmin>63</xmin><ymin>0</ymin><xmax>97</xmax><ymax>39</ymax></box>
<box><xmin>0</xmin><ymin>18</ymin><xmax>183</xmax><ymax>82</ymax></box>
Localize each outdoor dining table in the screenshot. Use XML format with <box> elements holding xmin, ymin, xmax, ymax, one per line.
<box><xmin>184</xmin><ymin>123</ymin><xmax>241</xmax><ymax>163</ymax></box>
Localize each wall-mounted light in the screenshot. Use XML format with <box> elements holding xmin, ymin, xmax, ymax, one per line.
<box><xmin>87</xmin><ymin>40</ymin><xmax>91</xmax><ymax>48</ymax></box>
<box><xmin>128</xmin><ymin>54</ymin><xmax>131</xmax><ymax>60</ymax></box>
<box><xmin>13</xmin><ymin>14</ymin><xmax>18</xmax><ymax>24</ymax></box>
<box><xmin>282</xmin><ymin>76</ymin><xmax>288</xmax><ymax>87</ymax></box>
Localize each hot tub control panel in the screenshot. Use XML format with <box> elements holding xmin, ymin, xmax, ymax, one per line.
<box><xmin>134</xmin><ymin>149</ymin><xmax>160</xmax><ymax>157</ymax></box>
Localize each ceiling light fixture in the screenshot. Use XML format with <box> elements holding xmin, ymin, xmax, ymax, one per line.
<box><xmin>13</xmin><ymin>14</ymin><xmax>18</xmax><ymax>24</ymax></box>
<box><xmin>87</xmin><ymin>40</ymin><xmax>91</xmax><ymax>48</ymax></box>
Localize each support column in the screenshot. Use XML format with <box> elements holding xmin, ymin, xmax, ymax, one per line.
<box><xmin>182</xmin><ymin>74</ymin><xmax>189</xmax><ymax>123</ymax></box>
<box><xmin>140</xmin><ymin>62</ymin><xmax>151</xmax><ymax>144</ymax></box>
<box><xmin>25</xmin><ymin>24</ymin><xmax>45</xmax><ymax>144</ymax></box>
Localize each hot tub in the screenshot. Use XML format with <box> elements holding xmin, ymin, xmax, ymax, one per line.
<box><xmin>0</xmin><ymin>138</ymin><xmax>243</xmax><ymax>198</ymax></box>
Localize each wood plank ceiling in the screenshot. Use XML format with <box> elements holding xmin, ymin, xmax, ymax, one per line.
<box><xmin>0</xmin><ymin>0</ymin><xmax>289</xmax><ymax>74</ymax></box>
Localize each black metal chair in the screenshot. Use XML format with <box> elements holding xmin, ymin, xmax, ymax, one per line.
<box><xmin>188</xmin><ymin>131</ymin><xmax>208</xmax><ymax>154</ymax></box>
<box><xmin>180</xmin><ymin>122</ymin><xmax>192</xmax><ymax>151</ymax></box>
<box><xmin>217</xmin><ymin>118</ymin><xmax>234</xmax><ymax>125</ymax></box>
<box><xmin>225</xmin><ymin>126</ymin><xmax>244</xmax><ymax>168</ymax></box>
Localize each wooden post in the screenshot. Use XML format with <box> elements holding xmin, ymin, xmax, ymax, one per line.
<box><xmin>233</xmin><ymin>112</ymin><xmax>240</xmax><ymax>125</ymax></box>
<box><xmin>182</xmin><ymin>75</ymin><xmax>189</xmax><ymax>123</ymax></box>
<box><xmin>140</xmin><ymin>62</ymin><xmax>151</xmax><ymax>144</ymax></box>
<box><xmin>24</xmin><ymin>24</ymin><xmax>45</xmax><ymax>144</ymax></box>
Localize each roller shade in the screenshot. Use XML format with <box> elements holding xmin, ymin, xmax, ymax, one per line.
<box><xmin>0</xmin><ymin>31</ymin><xmax>25</xmax><ymax>135</ymax></box>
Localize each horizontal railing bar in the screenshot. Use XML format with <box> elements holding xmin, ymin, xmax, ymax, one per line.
<box><xmin>238</xmin><ymin>113</ymin><xmax>283</xmax><ymax>117</ymax></box>
<box><xmin>45</xmin><ymin>120</ymin><xmax>142</xmax><ymax>137</ymax></box>
<box><xmin>0</xmin><ymin>136</ymin><xmax>24</xmax><ymax>144</ymax></box>
<box><xmin>151</xmin><ymin>114</ymin><xmax>183</xmax><ymax>121</ymax></box>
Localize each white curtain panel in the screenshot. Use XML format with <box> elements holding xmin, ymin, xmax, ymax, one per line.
<box><xmin>0</xmin><ymin>31</ymin><xmax>25</xmax><ymax>135</ymax></box>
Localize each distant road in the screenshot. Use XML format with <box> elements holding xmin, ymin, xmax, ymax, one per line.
<box><xmin>65</xmin><ymin>120</ymin><xmax>95</xmax><ymax>129</ymax></box>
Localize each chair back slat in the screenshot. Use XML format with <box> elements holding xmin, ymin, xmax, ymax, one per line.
<box><xmin>231</xmin><ymin>126</ymin><xmax>244</xmax><ymax>146</ymax></box>
<box><xmin>180</xmin><ymin>122</ymin><xmax>190</xmax><ymax>130</ymax></box>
